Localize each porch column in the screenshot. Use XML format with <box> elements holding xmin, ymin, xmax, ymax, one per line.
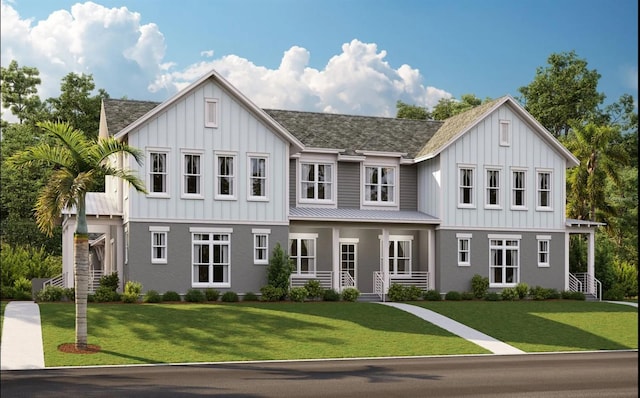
<box><xmin>427</xmin><ymin>229</ymin><xmax>435</xmax><ymax>290</ymax></box>
<box><xmin>381</xmin><ymin>228</ymin><xmax>390</xmax><ymax>293</ymax></box>
<box><xmin>332</xmin><ymin>227</ymin><xmax>340</xmax><ymax>291</ymax></box>
<box><xmin>587</xmin><ymin>230</ymin><xmax>595</xmax><ymax>294</ymax></box>
<box><xmin>564</xmin><ymin>232</ymin><xmax>570</xmax><ymax>291</ymax></box>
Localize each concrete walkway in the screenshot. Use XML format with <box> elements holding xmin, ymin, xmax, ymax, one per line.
<box><xmin>378</xmin><ymin>302</ymin><xmax>526</xmax><ymax>355</ymax></box>
<box><xmin>1</xmin><ymin>301</ymin><xmax>45</xmax><ymax>370</ymax></box>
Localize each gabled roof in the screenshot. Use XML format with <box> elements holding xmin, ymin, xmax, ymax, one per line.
<box><xmin>264</xmin><ymin>109</ymin><xmax>442</xmax><ymax>159</ymax></box>
<box><xmin>415</xmin><ymin>95</ymin><xmax>579</xmax><ymax>167</ymax></box>
<box><xmin>102</xmin><ymin>99</ymin><xmax>159</xmax><ymax>135</ymax></box>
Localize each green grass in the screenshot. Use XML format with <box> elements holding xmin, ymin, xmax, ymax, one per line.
<box><xmin>415</xmin><ymin>301</ymin><xmax>637</xmax><ymax>352</ymax></box>
<box><xmin>39</xmin><ymin>302</ymin><xmax>488</xmax><ymax>367</ymax></box>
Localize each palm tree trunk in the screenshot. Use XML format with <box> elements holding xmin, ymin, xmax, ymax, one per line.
<box><xmin>74</xmin><ymin>197</ymin><xmax>89</xmax><ymax>350</ymax></box>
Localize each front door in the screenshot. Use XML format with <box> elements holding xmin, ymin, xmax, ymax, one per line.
<box><xmin>340</xmin><ymin>242</ymin><xmax>357</xmax><ymax>289</ymax></box>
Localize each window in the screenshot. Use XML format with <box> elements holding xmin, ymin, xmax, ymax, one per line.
<box><xmin>300</xmin><ymin>162</ymin><xmax>334</xmax><ymax>202</ymax></box>
<box><xmin>499</xmin><ymin>120</ymin><xmax>511</xmax><ymax>146</ymax></box>
<box><xmin>485</xmin><ymin>168</ymin><xmax>501</xmax><ymax>208</ymax></box>
<box><xmin>191</xmin><ymin>228</ymin><xmax>232</xmax><ymax>287</ymax></box>
<box><xmin>511</xmin><ymin>169</ymin><xmax>526</xmax><ymax>209</ymax></box>
<box><xmin>364</xmin><ymin>166</ymin><xmax>395</xmax><ymax>204</ymax></box>
<box><xmin>537</xmin><ymin>235</ymin><xmax>551</xmax><ymax>267</ymax></box>
<box><xmin>150</xmin><ymin>226</ymin><xmax>169</xmax><ymax>264</ymax></box>
<box><xmin>252</xmin><ymin>228</ymin><xmax>270</xmax><ymax>265</ymax></box>
<box><xmin>204</xmin><ymin>98</ymin><xmax>218</xmax><ymax>128</ymax></box>
<box><xmin>488</xmin><ymin>235</ymin><xmax>521</xmax><ymax>286</ymax></box>
<box><xmin>148</xmin><ymin>151</ymin><xmax>169</xmax><ymax>196</ymax></box>
<box><xmin>458</xmin><ymin>166</ymin><xmax>475</xmax><ymax>207</ymax></box>
<box><xmin>382</xmin><ymin>235</ymin><xmax>413</xmax><ymax>276</ymax></box>
<box><xmin>248</xmin><ymin>155</ymin><xmax>268</xmax><ymax>200</ymax></box>
<box><xmin>537</xmin><ymin>170</ymin><xmax>552</xmax><ymax>210</ymax></box>
<box><xmin>289</xmin><ymin>233</ymin><xmax>317</xmax><ymax>274</ymax></box>
<box><xmin>457</xmin><ymin>233</ymin><xmax>472</xmax><ymax>267</ymax></box>
<box><xmin>182</xmin><ymin>152</ymin><xmax>203</xmax><ymax>198</ymax></box>
<box><xmin>215</xmin><ymin>153</ymin><xmax>236</xmax><ymax>199</ymax></box>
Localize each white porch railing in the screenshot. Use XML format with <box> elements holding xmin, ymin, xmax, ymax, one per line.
<box><xmin>290</xmin><ymin>271</ymin><xmax>333</xmax><ymax>289</ymax></box>
<box><xmin>89</xmin><ymin>269</ymin><xmax>104</xmax><ymax>293</ymax></box>
<box><xmin>374</xmin><ymin>272</ymin><xmax>384</xmax><ymax>301</ymax></box>
<box><xmin>43</xmin><ymin>273</ymin><xmax>67</xmax><ymax>289</ymax></box>
<box><xmin>340</xmin><ymin>271</ymin><xmax>355</xmax><ymax>291</ymax></box>
<box><xmin>373</xmin><ymin>271</ymin><xmax>430</xmax><ymax>300</ymax></box>
<box><xmin>572</xmin><ymin>272</ymin><xmax>602</xmax><ymax>301</ymax></box>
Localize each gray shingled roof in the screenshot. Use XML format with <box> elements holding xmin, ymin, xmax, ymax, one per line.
<box><xmin>103</xmin><ymin>99</ymin><xmax>159</xmax><ymax>135</ymax></box>
<box><xmin>264</xmin><ymin>109</ymin><xmax>442</xmax><ymax>159</ymax></box>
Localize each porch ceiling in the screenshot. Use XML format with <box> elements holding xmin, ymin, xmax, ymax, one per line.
<box><xmin>289</xmin><ymin>207</ymin><xmax>439</xmax><ymax>224</ymax></box>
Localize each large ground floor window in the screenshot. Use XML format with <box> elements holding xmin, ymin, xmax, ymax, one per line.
<box><xmin>191</xmin><ymin>228</ymin><xmax>232</xmax><ymax>287</ymax></box>
<box><xmin>289</xmin><ymin>233</ymin><xmax>317</xmax><ymax>274</ymax></box>
<box><xmin>381</xmin><ymin>235</ymin><xmax>413</xmax><ymax>276</ymax></box>
<box><xmin>488</xmin><ymin>234</ymin><xmax>520</xmax><ymax>286</ymax></box>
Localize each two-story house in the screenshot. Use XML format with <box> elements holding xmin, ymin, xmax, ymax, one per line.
<box><xmin>57</xmin><ymin>68</ymin><xmax>602</xmax><ymax>299</ymax></box>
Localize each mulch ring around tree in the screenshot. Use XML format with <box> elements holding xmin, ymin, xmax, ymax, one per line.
<box><xmin>58</xmin><ymin>343</ymin><xmax>101</xmax><ymax>354</ymax></box>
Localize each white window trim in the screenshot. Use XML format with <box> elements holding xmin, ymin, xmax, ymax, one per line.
<box><xmin>536</xmin><ymin>235</ymin><xmax>551</xmax><ymax>268</ymax></box>
<box><xmin>149</xmin><ymin>226</ymin><xmax>169</xmax><ymax>264</ymax></box>
<box><xmin>510</xmin><ymin>167</ymin><xmax>527</xmax><ymax>210</ymax></box>
<box><xmin>458</xmin><ymin>164</ymin><xmax>476</xmax><ymax>208</ymax></box>
<box><xmin>456</xmin><ymin>233</ymin><xmax>472</xmax><ymax>267</ymax></box>
<box><xmin>190</xmin><ymin>227</ymin><xmax>233</xmax><ymax>288</ymax></box>
<box><xmin>252</xmin><ymin>228</ymin><xmax>271</xmax><ymax>265</ymax></box>
<box><xmin>488</xmin><ymin>234</ymin><xmax>521</xmax><ymax>287</ymax></box>
<box><xmin>298</xmin><ymin>160</ymin><xmax>336</xmax><ymax>205</ymax></box>
<box><xmin>499</xmin><ymin>120</ymin><xmax>511</xmax><ymax>146</ymax></box>
<box><xmin>214</xmin><ymin>151</ymin><xmax>237</xmax><ymax>200</ymax></box>
<box><xmin>289</xmin><ymin>233</ymin><xmax>318</xmax><ymax>275</ymax></box>
<box><xmin>379</xmin><ymin>235</ymin><xmax>414</xmax><ymax>276</ymax></box>
<box><xmin>204</xmin><ymin>98</ymin><xmax>219</xmax><ymax>128</ymax></box>
<box><xmin>484</xmin><ymin>166</ymin><xmax>503</xmax><ymax>209</ymax></box>
<box><xmin>146</xmin><ymin>147</ymin><xmax>170</xmax><ymax>198</ymax></box>
<box><xmin>247</xmin><ymin>153</ymin><xmax>269</xmax><ymax>201</ymax></box>
<box><xmin>536</xmin><ymin>169</ymin><xmax>553</xmax><ymax>211</ymax></box>
<box><xmin>362</xmin><ymin>163</ymin><xmax>398</xmax><ymax>208</ymax></box>
<box><xmin>181</xmin><ymin>149</ymin><xmax>204</xmax><ymax>200</ymax></box>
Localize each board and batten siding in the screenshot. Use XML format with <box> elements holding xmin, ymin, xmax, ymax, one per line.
<box><xmin>125</xmin><ymin>79</ymin><xmax>290</xmax><ymax>224</ymax></box>
<box><xmin>417</xmin><ymin>157</ymin><xmax>441</xmax><ymax>218</ymax></box>
<box><xmin>438</xmin><ymin>103</ymin><xmax>567</xmax><ymax>230</ymax></box>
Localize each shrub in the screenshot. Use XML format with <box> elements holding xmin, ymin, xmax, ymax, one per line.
<box><xmin>260</xmin><ymin>285</ymin><xmax>286</xmax><ymax>301</ymax></box>
<box><xmin>121</xmin><ymin>293</ymin><xmax>138</xmax><ymax>303</ymax></box>
<box><xmin>63</xmin><ymin>288</ymin><xmax>75</xmax><ymax>301</ymax></box>
<box><xmin>323</xmin><ymin>289</ymin><xmax>341</xmax><ymax>301</ymax></box>
<box><xmin>604</xmin><ymin>283</ymin><xmax>626</xmax><ymax>300</ymax></box>
<box><xmin>205</xmin><ymin>288</ymin><xmax>220</xmax><ymax>302</ymax></box>
<box><xmin>0</xmin><ymin>243</ymin><xmax>62</xmax><ymax>289</ymax></box>
<box><xmin>1</xmin><ymin>286</ymin><xmax>15</xmax><ymax>299</ymax></box>
<box><xmin>500</xmin><ymin>287</ymin><xmax>518</xmax><ymax>301</ymax></box>
<box><xmin>444</xmin><ymin>291</ymin><xmax>462</xmax><ymax>301</ymax></box>
<box><xmin>162</xmin><ymin>291</ymin><xmax>181</xmax><ymax>302</ymax></box>
<box><xmin>387</xmin><ymin>283</ymin><xmax>407</xmax><ymax>301</ymax></box>
<box><xmin>266</xmin><ymin>243</ymin><xmax>293</xmax><ymax>291</ymax></box>
<box><xmin>530</xmin><ymin>286</ymin><xmax>560</xmax><ymax>300</ymax></box>
<box><xmin>122</xmin><ymin>281</ymin><xmax>142</xmax><ymax>303</ymax></box>
<box><xmin>304</xmin><ymin>280</ymin><xmax>324</xmax><ymax>300</ymax></box>
<box><xmin>143</xmin><ymin>290</ymin><xmax>163</xmax><ymax>303</ymax></box>
<box><xmin>184</xmin><ymin>289</ymin><xmax>206</xmax><ymax>303</ymax></box>
<box><xmin>461</xmin><ymin>291</ymin><xmax>474</xmax><ymax>300</ymax></box>
<box><xmin>485</xmin><ymin>292</ymin><xmax>502</xmax><ymax>301</ymax></box>
<box><xmin>12</xmin><ymin>290</ymin><xmax>32</xmax><ymax>300</ymax></box>
<box><xmin>612</xmin><ymin>259</ymin><xmax>638</xmax><ymax>298</ymax></box>
<box><xmin>515</xmin><ymin>282</ymin><xmax>529</xmax><ymax>299</ymax></box>
<box><xmin>471</xmin><ymin>274</ymin><xmax>489</xmax><ymax>299</ymax></box>
<box><xmin>99</xmin><ymin>273</ymin><xmax>119</xmax><ymax>291</ymax></box>
<box><xmin>221</xmin><ymin>291</ymin><xmax>239</xmax><ymax>302</ymax></box>
<box><xmin>13</xmin><ymin>276</ymin><xmax>32</xmax><ymax>294</ymax></box>
<box><xmin>561</xmin><ymin>290</ymin><xmax>586</xmax><ymax>300</ymax></box>
<box><xmin>243</xmin><ymin>292</ymin><xmax>259</xmax><ymax>301</ymax></box>
<box><xmin>93</xmin><ymin>286</ymin><xmax>121</xmax><ymax>302</ymax></box>
<box><xmin>341</xmin><ymin>287</ymin><xmax>360</xmax><ymax>302</ymax></box>
<box><xmin>289</xmin><ymin>287</ymin><xmax>308</xmax><ymax>302</ymax></box>
<box><xmin>405</xmin><ymin>285</ymin><xmax>423</xmax><ymax>301</ymax></box>
<box><xmin>36</xmin><ymin>286</ymin><xmax>64</xmax><ymax>302</ymax></box>
<box><xmin>423</xmin><ymin>289</ymin><xmax>442</xmax><ymax>301</ymax></box>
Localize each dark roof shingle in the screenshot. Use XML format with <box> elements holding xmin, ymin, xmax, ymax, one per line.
<box><xmin>103</xmin><ymin>99</ymin><xmax>159</xmax><ymax>135</ymax></box>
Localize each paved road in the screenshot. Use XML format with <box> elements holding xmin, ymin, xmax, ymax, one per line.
<box><xmin>1</xmin><ymin>351</ymin><xmax>637</xmax><ymax>397</ymax></box>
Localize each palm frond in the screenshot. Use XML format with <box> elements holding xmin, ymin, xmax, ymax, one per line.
<box><xmin>101</xmin><ymin>165</ymin><xmax>147</xmax><ymax>194</ymax></box>
<box><xmin>37</xmin><ymin>121</ymin><xmax>94</xmax><ymax>170</ymax></box>
<box><xmin>94</xmin><ymin>138</ymin><xmax>145</xmax><ymax>166</ymax></box>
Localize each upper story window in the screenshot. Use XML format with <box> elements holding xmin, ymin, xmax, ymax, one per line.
<box><xmin>364</xmin><ymin>166</ymin><xmax>396</xmax><ymax>205</ymax></box>
<box><xmin>511</xmin><ymin>168</ymin><xmax>527</xmax><ymax>210</ymax></box>
<box><xmin>215</xmin><ymin>152</ymin><xmax>236</xmax><ymax>200</ymax></box>
<box><xmin>499</xmin><ymin>120</ymin><xmax>511</xmax><ymax>146</ymax></box>
<box><xmin>148</xmin><ymin>149</ymin><xmax>169</xmax><ymax>197</ymax></box>
<box><xmin>248</xmin><ymin>154</ymin><xmax>268</xmax><ymax>201</ymax></box>
<box><xmin>300</xmin><ymin>162</ymin><xmax>334</xmax><ymax>203</ymax></box>
<box><xmin>182</xmin><ymin>151</ymin><xmax>203</xmax><ymax>199</ymax></box>
<box><xmin>204</xmin><ymin>98</ymin><xmax>219</xmax><ymax>128</ymax></box>
<box><xmin>536</xmin><ymin>169</ymin><xmax>552</xmax><ymax>210</ymax></box>
<box><xmin>485</xmin><ymin>167</ymin><xmax>502</xmax><ymax>208</ymax></box>
<box><xmin>458</xmin><ymin>165</ymin><xmax>475</xmax><ymax>208</ymax></box>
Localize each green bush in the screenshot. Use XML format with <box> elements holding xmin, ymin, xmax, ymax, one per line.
<box><xmin>471</xmin><ymin>274</ymin><xmax>489</xmax><ymax>299</ymax></box>
<box><xmin>612</xmin><ymin>259</ymin><xmax>638</xmax><ymax>298</ymax></box>
<box><xmin>184</xmin><ymin>289</ymin><xmax>206</xmax><ymax>303</ymax></box>
<box><xmin>304</xmin><ymin>280</ymin><xmax>324</xmax><ymax>300</ymax></box>
<box><xmin>162</xmin><ymin>291</ymin><xmax>181</xmax><ymax>302</ymax></box>
<box><xmin>289</xmin><ymin>287</ymin><xmax>308</xmax><ymax>302</ymax></box>
<box><xmin>143</xmin><ymin>290</ymin><xmax>163</xmax><ymax>303</ymax></box>
<box><xmin>99</xmin><ymin>273</ymin><xmax>120</xmax><ymax>291</ymax></box>
<box><xmin>63</xmin><ymin>288</ymin><xmax>75</xmax><ymax>301</ymax></box>
<box><xmin>205</xmin><ymin>288</ymin><xmax>220</xmax><ymax>302</ymax></box>
<box><xmin>93</xmin><ymin>286</ymin><xmax>121</xmax><ymax>302</ymax></box>
<box><xmin>423</xmin><ymin>289</ymin><xmax>442</xmax><ymax>301</ymax></box>
<box><xmin>387</xmin><ymin>283</ymin><xmax>407</xmax><ymax>301</ymax></box>
<box><xmin>12</xmin><ymin>290</ymin><xmax>32</xmax><ymax>300</ymax></box>
<box><xmin>444</xmin><ymin>291</ymin><xmax>462</xmax><ymax>301</ymax></box>
<box><xmin>13</xmin><ymin>276</ymin><xmax>32</xmax><ymax>294</ymax></box>
<box><xmin>485</xmin><ymin>292</ymin><xmax>502</xmax><ymax>301</ymax></box>
<box><xmin>561</xmin><ymin>290</ymin><xmax>586</xmax><ymax>300</ymax></box>
<box><xmin>260</xmin><ymin>285</ymin><xmax>286</xmax><ymax>301</ymax></box>
<box><xmin>221</xmin><ymin>291</ymin><xmax>239</xmax><ymax>302</ymax></box>
<box><xmin>1</xmin><ymin>286</ymin><xmax>15</xmax><ymax>299</ymax></box>
<box><xmin>122</xmin><ymin>281</ymin><xmax>142</xmax><ymax>303</ymax></box>
<box><xmin>604</xmin><ymin>283</ymin><xmax>626</xmax><ymax>300</ymax></box>
<box><xmin>461</xmin><ymin>291</ymin><xmax>474</xmax><ymax>300</ymax></box>
<box><xmin>500</xmin><ymin>287</ymin><xmax>518</xmax><ymax>301</ymax></box>
<box><xmin>0</xmin><ymin>243</ymin><xmax>62</xmax><ymax>289</ymax></box>
<box><xmin>243</xmin><ymin>292</ymin><xmax>259</xmax><ymax>301</ymax></box>
<box><xmin>322</xmin><ymin>289</ymin><xmax>341</xmax><ymax>301</ymax></box>
<box><xmin>36</xmin><ymin>286</ymin><xmax>64</xmax><ymax>302</ymax></box>
<box><xmin>341</xmin><ymin>287</ymin><xmax>360</xmax><ymax>302</ymax></box>
<box><xmin>266</xmin><ymin>243</ymin><xmax>294</xmax><ymax>291</ymax></box>
<box><xmin>515</xmin><ymin>282</ymin><xmax>529</xmax><ymax>299</ymax></box>
<box><xmin>530</xmin><ymin>286</ymin><xmax>560</xmax><ymax>300</ymax></box>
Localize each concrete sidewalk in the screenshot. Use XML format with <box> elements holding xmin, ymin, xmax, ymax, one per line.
<box><xmin>1</xmin><ymin>301</ymin><xmax>45</xmax><ymax>370</ymax></box>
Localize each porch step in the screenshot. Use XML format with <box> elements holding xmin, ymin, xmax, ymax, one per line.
<box><xmin>357</xmin><ymin>293</ymin><xmax>382</xmax><ymax>302</ymax></box>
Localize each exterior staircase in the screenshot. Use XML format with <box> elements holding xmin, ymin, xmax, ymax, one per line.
<box><xmin>357</xmin><ymin>293</ymin><xmax>382</xmax><ymax>302</ymax></box>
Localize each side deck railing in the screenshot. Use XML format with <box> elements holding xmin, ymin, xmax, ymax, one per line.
<box><xmin>374</xmin><ymin>271</ymin><xmax>430</xmax><ymax>300</ymax></box>
<box><xmin>43</xmin><ymin>273</ymin><xmax>67</xmax><ymax>289</ymax></box>
<box><xmin>572</xmin><ymin>272</ymin><xmax>602</xmax><ymax>301</ymax></box>
<box><xmin>290</xmin><ymin>271</ymin><xmax>334</xmax><ymax>290</ymax></box>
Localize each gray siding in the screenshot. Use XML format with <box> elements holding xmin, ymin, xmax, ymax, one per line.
<box><xmin>126</xmin><ymin>221</ymin><xmax>289</xmax><ymax>295</ymax></box>
<box><xmin>289</xmin><ymin>159</ymin><xmax>297</xmax><ymax>207</ymax></box>
<box><xmin>399</xmin><ymin>165</ymin><xmax>417</xmax><ymax>211</ymax></box>
<box><xmin>435</xmin><ymin>229</ymin><xmax>566</xmax><ymax>294</ymax></box>
<box><xmin>337</xmin><ymin>162</ymin><xmax>360</xmax><ymax>208</ymax></box>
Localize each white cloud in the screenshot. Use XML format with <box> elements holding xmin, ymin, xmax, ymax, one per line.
<box><xmin>1</xmin><ymin>1</ymin><xmax>450</xmax><ymax>119</ymax></box>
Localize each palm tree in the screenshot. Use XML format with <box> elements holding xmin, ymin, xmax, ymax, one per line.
<box><xmin>7</xmin><ymin>121</ymin><xmax>146</xmax><ymax>349</ymax></box>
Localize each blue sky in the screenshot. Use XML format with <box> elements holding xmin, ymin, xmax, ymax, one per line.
<box><xmin>1</xmin><ymin>0</ymin><xmax>637</xmax><ymax>119</ymax></box>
